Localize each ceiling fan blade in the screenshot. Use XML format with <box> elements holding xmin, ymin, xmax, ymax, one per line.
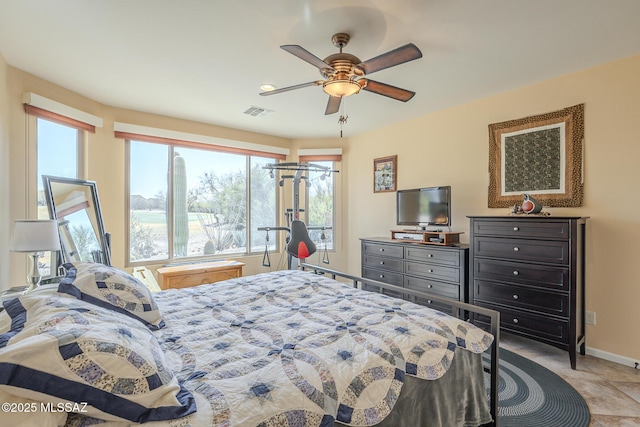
<box><xmin>357</xmin><ymin>43</ymin><xmax>422</xmax><ymax>75</ymax></box>
<box><xmin>325</xmin><ymin>96</ymin><xmax>341</xmax><ymax>115</ymax></box>
<box><xmin>362</xmin><ymin>79</ymin><xmax>416</xmax><ymax>102</ymax></box>
<box><xmin>281</xmin><ymin>45</ymin><xmax>336</xmax><ymax>73</ymax></box>
<box><xmin>259</xmin><ymin>81</ymin><xmax>322</xmax><ymax>96</ymax></box>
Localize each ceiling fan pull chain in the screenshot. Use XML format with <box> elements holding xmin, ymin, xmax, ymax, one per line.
<box><xmin>338</xmin><ymin>97</ymin><xmax>348</xmax><ymax>137</ymax></box>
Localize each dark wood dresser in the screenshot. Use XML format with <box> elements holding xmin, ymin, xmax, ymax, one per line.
<box><xmin>360</xmin><ymin>238</ymin><xmax>469</xmax><ymax>313</ymax></box>
<box><xmin>468</xmin><ymin>216</ymin><xmax>588</xmax><ymax>369</ymax></box>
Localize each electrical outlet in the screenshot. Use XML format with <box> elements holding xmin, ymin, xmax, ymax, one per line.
<box><xmin>586</xmin><ymin>311</ymin><xmax>596</xmax><ymax>325</ymax></box>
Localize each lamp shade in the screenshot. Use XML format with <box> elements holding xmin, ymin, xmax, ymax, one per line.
<box><xmin>10</xmin><ymin>220</ymin><xmax>61</xmax><ymax>252</ymax></box>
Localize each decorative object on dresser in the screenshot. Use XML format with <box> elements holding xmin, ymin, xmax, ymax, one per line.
<box><xmin>361</xmin><ymin>238</ymin><xmax>468</xmax><ymax>314</ymax></box>
<box><xmin>156</xmin><ymin>260</ymin><xmax>244</xmax><ymax>290</ymax></box>
<box><xmin>488</xmin><ymin>104</ymin><xmax>584</xmax><ymax>209</ymax></box>
<box><xmin>9</xmin><ymin>219</ymin><xmax>61</xmax><ymax>292</ymax></box>
<box><xmin>520</xmin><ymin>193</ymin><xmax>543</xmax><ymax>214</ymax></box>
<box><xmin>468</xmin><ymin>216</ymin><xmax>588</xmax><ymax>369</ymax></box>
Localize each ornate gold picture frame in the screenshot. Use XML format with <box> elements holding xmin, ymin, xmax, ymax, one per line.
<box><xmin>488</xmin><ymin>104</ymin><xmax>584</xmax><ymax>208</ymax></box>
<box><xmin>373</xmin><ymin>155</ymin><xmax>397</xmax><ymax>193</ymax></box>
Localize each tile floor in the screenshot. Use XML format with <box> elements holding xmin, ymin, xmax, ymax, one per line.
<box><xmin>500</xmin><ymin>333</ymin><xmax>640</xmax><ymax>426</ymax></box>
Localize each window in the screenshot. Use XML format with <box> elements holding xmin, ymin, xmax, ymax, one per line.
<box><xmin>306</xmin><ymin>160</ymin><xmax>336</xmax><ymax>250</ymax></box>
<box><xmin>127</xmin><ymin>140</ymin><xmax>277</xmax><ymax>264</ymax></box>
<box><xmin>36</xmin><ymin>118</ymin><xmax>82</xmax><ymax>275</ymax></box>
<box><xmin>37</xmin><ymin>118</ymin><xmax>81</xmax><ymax>209</ymax></box>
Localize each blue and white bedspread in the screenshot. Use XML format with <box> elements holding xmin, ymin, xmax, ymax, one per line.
<box><xmin>73</xmin><ymin>269</ymin><xmax>493</xmax><ymax>427</ymax></box>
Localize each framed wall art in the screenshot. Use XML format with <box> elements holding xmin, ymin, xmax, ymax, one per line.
<box><xmin>373</xmin><ymin>155</ymin><xmax>397</xmax><ymax>193</ymax></box>
<box><xmin>488</xmin><ymin>104</ymin><xmax>584</xmax><ymax>208</ymax></box>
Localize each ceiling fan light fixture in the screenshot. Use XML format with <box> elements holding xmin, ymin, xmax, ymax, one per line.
<box><xmin>260</xmin><ymin>84</ymin><xmax>276</xmax><ymax>92</ymax></box>
<box><xmin>322</xmin><ymin>79</ymin><xmax>362</xmax><ymax>97</ymax></box>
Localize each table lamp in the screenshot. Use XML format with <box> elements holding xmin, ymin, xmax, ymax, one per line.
<box><xmin>10</xmin><ymin>219</ymin><xmax>61</xmax><ymax>292</ymax></box>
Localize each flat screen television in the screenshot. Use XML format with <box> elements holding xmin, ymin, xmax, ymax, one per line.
<box><xmin>396</xmin><ymin>186</ymin><xmax>451</xmax><ymax>228</ymax></box>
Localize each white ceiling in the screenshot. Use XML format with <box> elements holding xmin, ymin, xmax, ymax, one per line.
<box><xmin>1</xmin><ymin>0</ymin><xmax>640</xmax><ymax>140</ymax></box>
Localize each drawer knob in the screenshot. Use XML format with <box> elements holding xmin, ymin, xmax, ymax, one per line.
<box><xmin>379</xmin><ymin>248</ymin><xmax>385</xmax><ymax>252</ymax></box>
<box><xmin>380</xmin><ymin>261</ymin><xmax>385</xmax><ymax>265</ymax></box>
<box><xmin>427</xmin><ymin>285</ymin><xmax>433</xmax><ymax>288</ymax></box>
<box><xmin>428</xmin><ymin>269</ymin><xmax>434</xmax><ymax>273</ymax></box>
<box><xmin>428</xmin><ymin>254</ymin><xmax>433</xmax><ymax>258</ymax></box>
<box><xmin>513</xmin><ymin>226</ymin><xmax>519</xmax><ymax>231</ymax></box>
<box><xmin>513</xmin><ymin>294</ymin><xmax>519</xmax><ymax>300</ymax></box>
<box><xmin>513</xmin><ymin>271</ymin><xmax>519</xmax><ymax>276</ymax></box>
<box><xmin>513</xmin><ymin>318</ymin><xmax>519</xmax><ymax>324</ymax></box>
<box><xmin>513</xmin><ymin>247</ymin><xmax>520</xmax><ymax>252</ymax></box>
<box><xmin>427</xmin><ymin>300</ymin><xmax>432</xmax><ymax>304</ymax></box>
<box><xmin>379</xmin><ymin>274</ymin><xmax>385</xmax><ymax>278</ymax></box>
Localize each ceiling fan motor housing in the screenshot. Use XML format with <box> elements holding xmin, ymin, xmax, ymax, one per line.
<box><xmin>320</xmin><ymin>54</ymin><xmax>363</xmax><ymax>78</ymax></box>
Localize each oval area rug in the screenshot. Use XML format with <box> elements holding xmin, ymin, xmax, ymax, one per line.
<box><xmin>484</xmin><ymin>349</ymin><xmax>590</xmax><ymax>427</ymax></box>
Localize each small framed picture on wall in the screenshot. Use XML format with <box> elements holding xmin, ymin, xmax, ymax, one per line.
<box><xmin>373</xmin><ymin>155</ymin><xmax>397</xmax><ymax>193</ymax></box>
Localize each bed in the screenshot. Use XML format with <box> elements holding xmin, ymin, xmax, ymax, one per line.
<box><xmin>0</xmin><ymin>262</ymin><xmax>499</xmax><ymax>427</ymax></box>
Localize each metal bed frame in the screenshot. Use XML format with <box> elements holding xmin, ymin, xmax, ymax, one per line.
<box><xmin>301</xmin><ymin>263</ymin><xmax>501</xmax><ymax>427</ymax></box>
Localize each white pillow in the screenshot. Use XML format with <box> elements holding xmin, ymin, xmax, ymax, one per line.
<box><xmin>0</xmin><ymin>291</ymin><xmax>195</xmax><ymax>423</ymax></box>
<box><xmin>58</xmin><ymin>262</ymin><xmax>165</xmax><ymax>330</ymax></box>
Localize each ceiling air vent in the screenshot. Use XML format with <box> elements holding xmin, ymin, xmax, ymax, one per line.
<box><xmin>244</xmin><ymin>106</ymin><xmax>274</xmax><ymax>118</ymax></box>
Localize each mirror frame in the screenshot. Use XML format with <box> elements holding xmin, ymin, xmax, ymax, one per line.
<box><xmin>42</xmin><ymin>175</ymin><xmax>111</xmax><ymax>268</ymax></box>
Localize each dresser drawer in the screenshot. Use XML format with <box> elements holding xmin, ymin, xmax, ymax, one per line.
<box><xmin>473</xmin><ymin>220</ymin><xmax>570</xmax><ymax>240</ymax></box>
<box><xmin>405</xmin><ymin>275</ymin><xmax>460</xmax><ymax>300</ymax></box>
<box><xmin>362</xmin><ymin>267</ymin><xmax>404</xmax><ymax>299</ymax></box>
<box><xmin>405</xmin><ymin>246</ymin><xmax>461</xmax><ymax>267</ymax></box>
<box><xmin>474</xmin><ymin>237</ymin><xmax>569</xmax><ymax>264</ymax></box>
<box><xmin>405</xmin><ymin>261</ymin><xmax>460</xmax><ymax>283</ymax></box>
<box><xmin>362</xmin><ymin>267</ymin><xmax>403</xmax><ymax>287</ymax></box>
<box><xmin>474</xmin><ymin>280</ymin><xmax>569</xmax><ymax>317</ymax></box>
<box><xmin>473</xmin><ymin>259</ymin><xmax>569</xmax><ymax>291</ymax></box>
<box><xmin>362</xmin><ymin>242</ymin><xmax>404</xmax><ymax>259</ymax></box>
<box><xmin>363</xmin><ymin>254</ymin><xmax>404</xmax><ymax>272</ymax></box>
<box><xmin>157</xmin><ymin>261</ymin><xmax>244</xmax><ymax>290</ymax></box>
<box><xmin>473</xmin><ymin>302</ymin><xmax>570</xmax><ymax>345</ymax></box>
<box><xmin>163</xmin><ymin>269</ymin><xmax>241</xmax><ymax>289</ymax></box>
<box><xmin>411</xmin><ymin>297</ymin><xmax>456</xmax><ymax>315</ymax></box>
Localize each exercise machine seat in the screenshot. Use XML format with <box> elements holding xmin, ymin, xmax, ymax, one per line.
<box><xmin>287</xmin><ymin>220</ymin><xmax>316</xmax><ymax>259</ymax></box>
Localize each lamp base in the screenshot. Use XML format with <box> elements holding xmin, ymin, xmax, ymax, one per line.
<box><xmin>24</xmin><ymin>252</ymin><xmax>42</xmax><ymax>293</ymax></box>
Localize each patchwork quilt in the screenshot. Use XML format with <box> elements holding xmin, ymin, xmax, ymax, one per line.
<box><xmin>63</xmin><ymin>269</ymin><xmax>492</xmax><ymax>426</ymax></box>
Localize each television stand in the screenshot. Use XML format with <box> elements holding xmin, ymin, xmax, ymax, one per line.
<box><xmin>390</xmin><ymin>230</ymin><xmax>463</xmax><ymax>246</ymax></box>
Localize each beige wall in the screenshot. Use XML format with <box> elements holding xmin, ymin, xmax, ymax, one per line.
<box><xmin>346</xmin><ymin>54</ymin><xmax>640</xmax><ymax>362</ymax></box>
<box><xmin>4</xmin><ymin>53</ymin><xmax>640</xmax><ymax>363</ymax></box>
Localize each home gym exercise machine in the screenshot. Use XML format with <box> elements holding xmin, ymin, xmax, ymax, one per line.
<box><xmin>258</xmin><ymin>162</ymin><xmax>339</xmax><ymax>269</ymax></box>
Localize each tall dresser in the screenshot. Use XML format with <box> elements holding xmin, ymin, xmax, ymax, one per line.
<box><xmin>360</xmin><ymin>238</ymin><xmax>469</xmax><ymax>313</ymax></box>
<box><xmin>468</xmin><ymin>216</ymin><xmax>588</xmax><ymax>369</ymax></box>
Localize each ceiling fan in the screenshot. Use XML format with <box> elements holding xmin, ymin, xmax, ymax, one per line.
<box><xmin>259</xmin><ymin>33</ymin><xmax>423</xmax><ymax>115</ymax></box>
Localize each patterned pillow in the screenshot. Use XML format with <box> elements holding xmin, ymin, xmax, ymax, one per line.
<box><xmin>59</xmin><ymin>262</ymin><xmax>164</xmax><ymax>330</ymax></box>
<box><xmin>0</xmin><ymin>291</ymin><xmax>195</xmax><ymax>423</ymax></box>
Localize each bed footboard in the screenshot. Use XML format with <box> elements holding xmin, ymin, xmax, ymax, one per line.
<box><xmin>301</xmin><ymin>263</ymin><xmax>500</xmax><ymax>427</ymax></box>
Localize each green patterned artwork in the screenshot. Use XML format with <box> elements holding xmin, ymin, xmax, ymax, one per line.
<box><xmin>503</xmin><ymin>126</ymin><xmax>562</xmax><ymax>193</ymax></box>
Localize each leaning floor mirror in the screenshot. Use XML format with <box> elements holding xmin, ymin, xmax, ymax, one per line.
<box><xmin>42</xmin><ymin>175</ymin><xmax>111</xmax><ymax>269</ymax></box>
